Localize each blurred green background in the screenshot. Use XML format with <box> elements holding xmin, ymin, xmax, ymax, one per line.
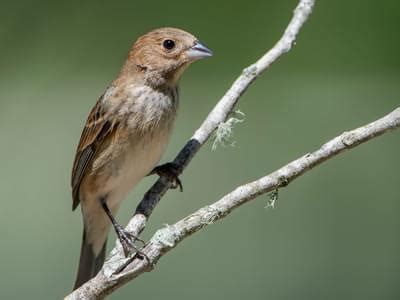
<box><xmin>0</xmin><ymin>0</ymin><xmax>399</xmax><ymax>299</ymax></box>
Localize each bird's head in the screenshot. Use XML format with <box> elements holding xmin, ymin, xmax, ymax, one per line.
<box><xmin>124</xmin><ymin>27</ymin><xmax>213</xmax><ymax>87</ymax></box>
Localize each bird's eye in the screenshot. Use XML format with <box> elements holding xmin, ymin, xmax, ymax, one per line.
<box><xmin>163</xmin><ymin>39</ymin><xmax>175</xmax><ymax>50</ymax></box>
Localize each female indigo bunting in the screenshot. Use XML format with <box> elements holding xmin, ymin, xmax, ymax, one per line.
<box><xmin>71</xmin><ymin>27</ymin><xmax>212</xmax><ymax>289</ymax></box>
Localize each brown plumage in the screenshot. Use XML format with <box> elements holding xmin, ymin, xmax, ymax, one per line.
<box><xmin>71</xmin><ymin>27</ymin><xmax>212</xmax><ymax>289</ymax></box>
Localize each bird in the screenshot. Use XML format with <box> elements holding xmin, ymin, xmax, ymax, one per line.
<box><xmin>71</xmin><ymin>27</ymin><xmax>212</xmax><ymax>289</ymax></box>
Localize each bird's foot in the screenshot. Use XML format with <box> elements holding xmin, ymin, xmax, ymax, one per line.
<box><xmin>115</xmin><ymin>224</ymin><xmax>146</xmax><ymax>257</ymax></box>
<box><xmin>150</xmin><ymin>162</ymin><xmax>183</xmax><ymax>192</ymax></box>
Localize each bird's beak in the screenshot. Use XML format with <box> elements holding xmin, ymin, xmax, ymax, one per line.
<box><xmin>186</xmin><ymin>41</ymin><xmax>213</xmax><ymax>61</ymax></box>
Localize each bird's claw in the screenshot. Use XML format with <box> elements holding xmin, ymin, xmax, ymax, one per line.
<box><xmin>115</xmin><ymin>224</ymin><xmax>146</xmax><ymax>257</ymax></box>
<box><xmin>151</xmin><ymin>162</ymin><xmax>183</xmax><ymax>192</ymax></box>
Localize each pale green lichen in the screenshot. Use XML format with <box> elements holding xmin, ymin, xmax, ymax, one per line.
<box><xmin>152</xmin><ymin>224</ymin><xmax>180</xmax><ymax>248</ymax></box>
<box><xmin>265</xmin><ymin>189</ymin><xmax>278</xmax><ymax>210</ymax></box>
<box><xmin>212</xmin><ymin>110</ymin><xmax>245</xmax><ymax>150</ymax></box>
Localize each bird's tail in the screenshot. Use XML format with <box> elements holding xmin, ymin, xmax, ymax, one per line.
<box><xmin>73</xmin><ymin>229</ymin><xmax>107</xmax><ymax>290</ymax></box>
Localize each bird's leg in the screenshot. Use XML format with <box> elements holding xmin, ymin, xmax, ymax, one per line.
<box><xmin>148</xmin><ymin>162</ymin><xmax>183</xmax><ymax>192</ymax></box>
<box><xmin>100</xmin><ymin>199</ymin><xmax>145</xmax><ymax>257</ymax></box>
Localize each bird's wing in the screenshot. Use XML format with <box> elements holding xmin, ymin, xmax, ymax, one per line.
<box><xmin>71</xmin><ymin>97</ymin><xmax>117</xmax><ymax>210</ymax></box>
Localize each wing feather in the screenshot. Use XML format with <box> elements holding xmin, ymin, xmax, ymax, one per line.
<box><xmin>71</xmin><ymin>98</ymin><xmax>116</xmax><ymax>210</ymax></box>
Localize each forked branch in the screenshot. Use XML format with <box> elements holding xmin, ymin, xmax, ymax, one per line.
<box><xmin>63</xmin><ymin>1</ymin><xmax>399</xmax><ymax>299</ymax></box>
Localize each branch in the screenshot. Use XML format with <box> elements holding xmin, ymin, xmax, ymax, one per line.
<box><xmin>66</xmin><ymin>0</ymin><xmax>317</xmax><ymax>298</ymax></box>
<box><xmin>67</xmin><ymin>106</ymin><xmax>400</xmax><ymax>299</ymax></box>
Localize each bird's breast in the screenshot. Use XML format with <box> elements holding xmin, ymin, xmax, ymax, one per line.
<box><xmin>96</xmin><ymin>84</ymin><xmax>178</xmax><ymax>209</ymax></box>
<box><xmin>114</xmin><ymin>84</ymin><xmax>179</xmax><ymax>131</ymax></box>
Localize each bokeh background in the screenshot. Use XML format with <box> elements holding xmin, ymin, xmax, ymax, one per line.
<box><xmin>0</xmin><ymin>0</ymin><xmax>399</xmax><ymax>299</ymax></box>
